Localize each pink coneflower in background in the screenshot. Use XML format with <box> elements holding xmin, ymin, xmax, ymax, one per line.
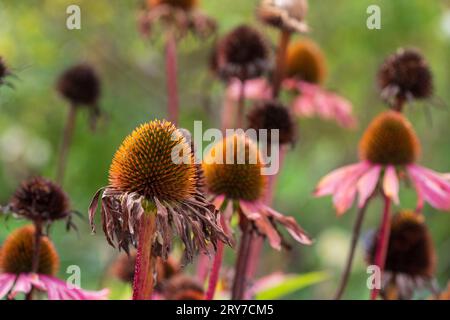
<box><xmin>315</xmin><ymin>110</ymin><xmax>450</xmax><ymax>299</ymax></box>
<box><xmin>315</xmin><ymin>111</ymin><xmax>450</xmax><ymax>214</ymax></box>
<box><xmin>202</xmin><ymin>134</ymin><xmax>311</xmax><ymax>300</ymax></box>
<box><xmin>0</xmin><ymin>225</ymin><xmax>108</xmax><ymax>300</ymax></box>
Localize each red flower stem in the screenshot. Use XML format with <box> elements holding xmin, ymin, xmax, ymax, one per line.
<box><xmin>221</xmin><ymin>92</ymin><xmax>235</xmax><ymax>132</ymax></box>
<box><xmin>56</xmin><ymin>104</ymin><xmax>77</xmax><ymax>185</ymax></box>
<box><xmin>132</xmin><ymin>211</ymin><xmax>157</xmax><ymax>300</ymax></box>
<box><xmin>334</xmin><ymin>200</ymin><xmax>371</xmax><ymax>300</ymax></box>
<box><xmin>231</xmin><ymin>223</ymin><xmax>254</xmax><ymax>300</ymax></box>
<box><xmin>205</xmin><ymin>241</ymin><xmax>224</xmax><ymax>300</ymax></box>
<box><xmin>272</xmin><ymin>30</ymin><xmax>291</xmax><ymax>99</ymax></box>
<box><xmin>26</xmin><ymin>220</ymin><xmax>43</xmax><ymax>300</ymax></box>
<box><xmin>165</xmin><ymin>32</ymin><xmax>179</xmax><ymax>125</ymax></box>
<box><xmin>371</xmin><ymin>195</ymin><xmax>392</xmax><ymax>300</ymax></box>
<box><xmin>206</xmin><ymin>214</ymin><xmax>230</xmax><ymax>300</ymax></box>
<box><xmin>196</xmin><ymin>253</ymin><xmax>210</xmax><ymax>284</ymax></box>
<box><xmin>236</xmin><ymin>80</ymin><xmax>246</xmax><ymax>128</ymax></box>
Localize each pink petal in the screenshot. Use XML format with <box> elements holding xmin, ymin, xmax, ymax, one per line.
<box><xmin>240</xmin><ymin>201</ymin><xmax>282</xmax><ymax>250</ymax></box>
<box><xmin>0</xmin><ymin>274</ymin><xmax>16</xmax><ymax>299</ymax></box>
<box><xmin>40</xmin><ymin>275</ymin><xmax>109</xmax><ymax>300</ymax></box>
<box><xmin>383</xmin><ymin>165</ymin><xmax>400</xmax><ymax>204</ymax></box>
<box><xmin>357</xmin><ymin>165</ymin><xmax>381</xmax><ymax>208</ymax></box>
<box><xmin>212</xmin><ymin>195</ymin><xmax>226</xmax><ymax>210</ymax></box>
<box><xmin>408</xmin><ymin>165</ymin><xmax>450</xmax><ymax>211</ymax></box>
<box><xmin>10</xmin><ymin>274</ymin><xmax>33</xmax><ymax>298</ymax></box>
<box><xmin>292</xmin><ymin>94</ymin><xmax>316</xmax><ymax>117</ymax></box>
<box><xmin>264</xmin><ymin>205</ymin><xmax>312</xmax><ymax>245</ymax></box>
<box><xmin>226</xmin><ymin>78</ymin><xmax>271</xmax><ymax>101</ymax></box>
<box><xmin>314</xmin><ymin>162</ymin><xmax>370</xmax><ymax>197</ymax></box>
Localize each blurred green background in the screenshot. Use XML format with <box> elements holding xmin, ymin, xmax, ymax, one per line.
<box><xmin>0</xmin><ymin>0</ymin><xmax>449</xmax><ymax>299</ymax></box>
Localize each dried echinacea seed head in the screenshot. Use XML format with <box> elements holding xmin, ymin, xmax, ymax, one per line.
<box><xmin>57</xmin><ymin>63</ymin><xmax>101</xmax><ymax>107</ymax></box>
<box><xmin>9</xmin><ymin>177</ymin><xmax>71</xmax><ymax>224</ymax></box>
<box><xmin>247</xmin><ymin>101</ymin><xmax>297</xmax><ymax>145</ymax></box>
<box><xmin>203</xmin><ymin>134</ymin><xmax>267</xmax><ymax>201</ymax></box>
<box><xmin>147</xmin><ymin>0</ymin><xmax>198</xmax><ymax>11</ymax></box>
<box><xmin>0</xmin><ymin>225</ymin><xmax>59</xmax><ymax>275</ymax></box>
<box><xmin>378</xmin><ymin>48</ymin><xmax>433</xmax><ymax>105</ymax></box>
<box><xmin>285</xmin><ymin>39</ymin><xmax>326</xmax><ymax>84</ymax></box>
<box><xmin>257</xmin><ymin>0</ymin><xmax>308</xmax><ymax>33</ymax></box>
<box><xmin>213</xmin><ymin>25</ymin><xmax>270</xmax><ymax>81</ymax></box>
<box><xmin>359</xmin><ymin>111</ymin><xmax>420</xmax><ymax>165</ymax></box>
<box><xmin>109</xmin><ymin>120</ymin><xmax>197</xmax><ymax>202</ymax></box>
<box><xmin>367</xmin><ymin>210</ymin><xmax>436</xmax><ymax>278</ymax></box>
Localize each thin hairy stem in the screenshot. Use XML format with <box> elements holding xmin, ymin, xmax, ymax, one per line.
<box><xmin>231</xmin><ymin>223</ymin><xmax>254</xmax><ymax>300</ymax></box>
<box><xmin>334</xmin><ymin>200</ymin><xmax>371</xmax><ymax>300</ymax></box>
<box><xmin>236</xmin><ymin>80</ymin><xmax>246</xmax><ymax>128</ymax></box>
<box><xmin>56</xmin><ymin>104</ymin><xmax>77</xmax><ymax>185</ymax></box>
<box><xmin>272</xmin><ymin>30</ymin><xmax>291</xmax><ymax>98</ymax></box>
<box><xmin>165</xmin><ymin>32</ymin><xmax>179</xmax><ymax>125</ymax></box>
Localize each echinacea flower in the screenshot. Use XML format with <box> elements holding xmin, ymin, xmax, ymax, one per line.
<box><xmin>203</xmin><ymin>133</ymin><xmax>311</xmax><ymax>299</ymax></box>
<box><xmin>162</xmin><ymin>274</ymin><xmax>205</xmax><ymax>300</ymax></box>
<box><xmin>315</xmin><ymin>111</ymin><xmax>450</xmax><ymax>214</ymax></box>
<box><xmin>212</xmin><ymin>25</ymin><xmax>271</xmax><ymax>82</ymax></box>
<box><xmin>90</xmin><ymin>120</ymin><xmax>228</xmax><ymax>258</ymax></box>
<box><xmin>246</xmin><ymin>100</ymin><xmax>297</xmax><ymax>145</ymax></box>
<box><xmin>283</xmin><ymin>39</ymin><xmax>356</xmax><ymax>128</ymax></box>
<box><xmin>204</xmin><ymin>133</ymin><xmax>311</xmax><ymax>249</ymax></box>
<box><xmin>366</xmin><ymin>210</ymin><xmax>437</xmax><ymax>300</ymax></box>
<box><xmin>378</xmin><ymin>48</ymin><xmax>433</xmax><ymax>109</ymax></box>
<box><xmin>139</xmin><ymin>0</ymin><xmax>215</xmax><ymax>39</ymax></box>
<box><xmin>7</xmin><ymin>177</ymin><xmax>75</xmax><ymax>229</ymax></box>
<box><xmin>257</xmin><ymin>0</ymin><xmax>309</xmax><ymax>33</ymax></box>
<box><xmin>56</xmin><ymin>63</ymin><xmax>103</xmax><ymax>184</ymax></box>
<box><xmin>89</xmin><ymin>120</ymin><xmax>229</xmax><ymax>299</ymax></box>
<box><xmin>56</xmin><ymin>63</ymin><xmax>102</xmax><ymax>127</ymax></box>
<box><xmin>0</xmin><ymin>225</ymin><xmax>108</xmax><ymax>300</ymax></box>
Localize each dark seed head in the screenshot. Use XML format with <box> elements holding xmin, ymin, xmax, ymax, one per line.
<box><xmin>367</xmin><ymin>210</ymin><xmax>436</xmax><ymax>278</ymax></box>
<box><xmin>0</xmin><ymin>225</ymin><xmax>59</xmax><ymax>275</ymax></box>
<box><xmin>213</xmin><ymin>25</ymin><xmax>270</xmax><ymax>81</ymax></box>
<box><xmin>9</xmin><ymin>177</ymin><xmax>71</xmax><ymax>223</ymax></box>
<box><xmin>57</xmin><ymin>64</ymin><xmax>101</xmax><ymax>107</ymax></box>
<box><xmin>359</xmin><ymin>111</ymin><xmax>420</xmax><ymax>165</ymax></box>
<box><xmin>378</xmin><ymin>48</ymin><xmax>433</xmax><ymax>105</ymax></box>
<box><xmin>247</xmin><ymin>101</ymin><xmax>297</xmax><ymax>145</ymax></box>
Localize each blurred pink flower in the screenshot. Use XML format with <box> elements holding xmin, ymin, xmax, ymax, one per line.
<box><xmin>0</xmin><ymin>273</ymin><xmax>109</xmax><ymax>300</ymax></box>
<box><xmin>314</xmin><ymin>112</ymin><xmax>450</xmax><ymax>215</ymax></box>
<box><xmin>225</xmin><ymin>77</ymin><xmax>356</xmax><ymax>128</ymax></box>
<box><xmin>285</xmin><ymin>80</ymin><xmax>357</xmax><ymax>129</ymax></box>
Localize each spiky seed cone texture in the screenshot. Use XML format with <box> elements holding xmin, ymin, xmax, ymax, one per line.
<box><xmin>0</xmin><ymin>225</ymin><xmax>59</xmax><ymax>276</ymax></box>
<box><xmin>57</xmin><ymin>64</ymin><xmax>101</xmax><ymax>107</ymax></box>
<box><xmin>203</xmin><ymin>134</ymin><xmax>266</xmax><ymax>201</ymax></box>
<box><xmin>247</xmin><ymin>101</ymin><xmax>297</xmax><ymax>145</ymax></box>
<box><xmin>9</xmin><ymin>177</ymin><xmax>70</xmax><ymax>223</ymax></box>
<box><xmin>285</xmin><ymin>39</ymin><xmax>326</xmax><ymax>84</ymax></box>
<box><xmin>109</xmin><ymin>120</ymin><xmax>196</xmax><ymax>202</ymax></box>
<box><xmin>359</xmin><ymin>111</ymin><xmax>420</xmax><ymax>165</ymax></box>
<box><xmin>214</xmin><ymin>25</ymin><xmax>270</xmax><ymax>81</ymax></box>
<box><xmin>368</xmin><ymin>210</ymin><xmax>436</xmax><ymax>278</ymax></box>
<box><xmin>148</xmin><ymin>0</ymin><xmax>198</xmax><ymax>11</ymax></box>
<box><xmin>378</xmin><ymin>48</ymin><xmax>433</xmax><ymax>102</ymax></box>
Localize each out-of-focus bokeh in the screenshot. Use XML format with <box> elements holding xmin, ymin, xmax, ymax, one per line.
<box><xmin>0</xmin><ymin>0</ymin><xmax>449</xmax><ymax>299</ymax></box>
